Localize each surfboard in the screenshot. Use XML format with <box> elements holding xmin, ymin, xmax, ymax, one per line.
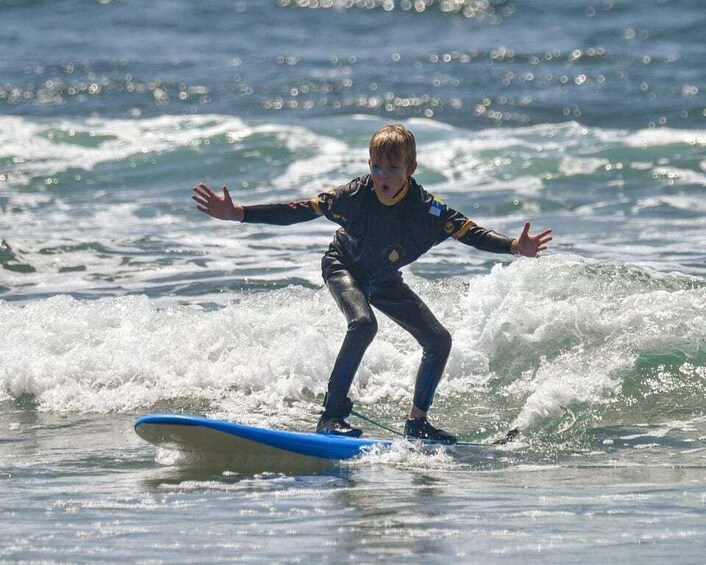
<box><xmin>134</xmin><ymin>414</ymin><xmax>493</xmax><ymax>472</ymax></box>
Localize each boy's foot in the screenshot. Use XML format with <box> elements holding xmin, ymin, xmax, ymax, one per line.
<box><xmin>404</xmin><ymin>417</ymin><xmax>457</xmax><ymax>444</ymax></box>
<box><xmin>316</xmin><ymin>417</ymin><xmax>363</xmax><ymax>438</ymax></box>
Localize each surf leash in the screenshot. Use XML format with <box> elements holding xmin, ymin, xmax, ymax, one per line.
<box><xmin>351</xmin><ymin>409</ymin><xmax>406</xmax><ymax>438</ymax></box>
<box><xmin>352</xmin><ymin>408</ymin><xmax>519</xmax><ymax>447</ymax></box>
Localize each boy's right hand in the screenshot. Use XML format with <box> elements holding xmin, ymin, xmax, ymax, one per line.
<box><xmin>192</xmin><ymin>183</ymin><xmax>244</xmax><ymax>221</ymax></box>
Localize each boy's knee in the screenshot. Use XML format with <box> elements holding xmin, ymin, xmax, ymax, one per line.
<box><xmin>348</xmin><ymin>315</ymin><xmax>378</xmax><ymax>344</ymax></box>
<box><xmin>430</xmin><ymin>327</ymin><xmax>452</xmax><ymax>356</ymax></box>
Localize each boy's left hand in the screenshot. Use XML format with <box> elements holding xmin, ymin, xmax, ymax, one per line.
<box><xmin>512</xmin><ymin>223</ymin><xmax>552</xmax><ymax>257</ymax></box>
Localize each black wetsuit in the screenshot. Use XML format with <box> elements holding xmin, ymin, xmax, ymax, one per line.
<box><xmin>243</xmin><ymin>175</ymin><xmax>514</xmax><ymax>419</ymax></box>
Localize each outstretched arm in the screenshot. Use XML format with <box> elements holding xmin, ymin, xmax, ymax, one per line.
<box><xmin>192</xmin><ymin>183</ymin><xmax>244</xmax><ymax>221</ymax></box>
<box><xmin>192</xmin><ymin>183</ymin><xmax>324</xmax><ymax>226</ymax></box>
<box><xmin>510</xmin><ymin>222</ymin><xmax>553</xmax><ymax>257</ymax></box>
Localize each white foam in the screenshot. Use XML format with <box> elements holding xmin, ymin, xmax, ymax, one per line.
<box><xmin>0</xmin><ymin>289</ymin><xmax>414</xmax><ymax>414</ymax></box>
<box><xmin>2</xmin><ymin>256</ymin><xmax>703</xmax><ymax>429</ymax></box>
<box><xmin>623</xmin><ymin>128</ymin><xmax>706</xmax><ymax>148</ymax></box>
<box><xmin>344</xmin><ymin>440</ymin><xmax>457</xmax><ymax>470</ymax></box>
<box><xmin>0</xmin><ymin>114</ymin><xmax>250</xmax><ymax>181</ymax></box>
<box><xmin>3</xmin><ymin>115</ymin><xmax>704</xmax><ymax>192</ymax></box>
<box><xmin>463</xmin><ymin>256</ymin><xmax>706</xmax><ymax>430</ymax></box>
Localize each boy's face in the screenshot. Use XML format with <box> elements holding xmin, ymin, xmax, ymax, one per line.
<box><xmin>368</xmin><ymin>156</ymin><xmax>416</xmax><ymax>201</ymax></box>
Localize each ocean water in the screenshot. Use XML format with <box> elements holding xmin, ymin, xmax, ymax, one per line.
<box><xmin>2</xmin><ymin>0</ymin><xmax>706</xmax><ymax>563</ymax></box>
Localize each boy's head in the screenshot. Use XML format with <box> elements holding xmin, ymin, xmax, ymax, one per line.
<box><xmin>369</xmin><ymin>124</ymin><xmax>417</xmax><ymax>177</ymax></box>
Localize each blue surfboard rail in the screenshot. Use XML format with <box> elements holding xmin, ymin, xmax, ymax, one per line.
<box><xmin>134</xmin><ymin>414</ymin><xmax>393</xmax><ymax>461</ymax></box>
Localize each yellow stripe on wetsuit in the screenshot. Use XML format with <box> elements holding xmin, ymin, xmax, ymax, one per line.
<box><xmin>452</xmin><ymin>219</ymin><xmax>478</xmax><ymax>240</ymax></box>
<box><xmin>310</xmin><ymin>196</ymin><xmax>324</xmax><ymax>216</ymax></box>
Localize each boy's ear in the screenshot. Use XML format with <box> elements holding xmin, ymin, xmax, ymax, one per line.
<box><xmin>407</xmin><ymin>161</ymin><xmax>417</xmax><ymax>176</ymax></box>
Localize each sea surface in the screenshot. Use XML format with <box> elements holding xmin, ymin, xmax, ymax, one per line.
<box><xmin>2</xmin><ymin>0</ymin><xmax>706</xmax><ymax>563</ymax></box>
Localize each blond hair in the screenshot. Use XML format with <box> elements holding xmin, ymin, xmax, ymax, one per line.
<box><xmin>369</xmin><ymin>124</ymin><xmax>417</xmax><ymax>170</ymax></box>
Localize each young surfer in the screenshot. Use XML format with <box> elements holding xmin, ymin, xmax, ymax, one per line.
<box><xmin>192</xmin><ymin>124</ymin><xmax>552</xmax><ymax>444</ymax></box>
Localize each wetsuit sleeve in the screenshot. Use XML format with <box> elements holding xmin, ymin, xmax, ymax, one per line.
<box><xmin>242</xmin><ymin>198</ymin><xmax>322</xmax><ymax>225</ymax></box>
<box><xmin>440</xmin><ymin>206</ymin><xmax>514</xmax><ymax>254</ymax></box>
<box><xmin>241</xmin><ymin>179</ymin><xmax>361</xmax><ymax>226</ymax></box>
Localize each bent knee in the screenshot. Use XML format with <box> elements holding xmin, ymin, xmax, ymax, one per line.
<box><xmin>348</xmin><ymin>315</ymin><xmax>378</xmax><ymax>343</ymax></box>
<box><xmin>428</xmin><ymin>327</ymin><xmax>452</xmax><ymax>356</ymax></box>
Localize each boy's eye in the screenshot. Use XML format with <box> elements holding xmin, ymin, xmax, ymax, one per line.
<box><xmin>370</xmin><ymin>165</ymin><xmax>405</xmax><ymax>178</ymax></box>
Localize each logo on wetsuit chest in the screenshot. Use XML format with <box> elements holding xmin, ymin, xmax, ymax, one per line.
<box><xmin>382</xmin><ymin>245</ymin><xmax>404</xmax><ymax>264</ymax></box>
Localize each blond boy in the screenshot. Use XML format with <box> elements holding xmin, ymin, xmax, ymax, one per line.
<box><xmin>193</xmin><ymin>124</ymin><xmax>551</xmax><ymax>443</ymax></box>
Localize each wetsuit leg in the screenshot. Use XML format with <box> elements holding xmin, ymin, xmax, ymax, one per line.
<box><xmin>322</xmin><ymin>268</ymin><xmax>378</xmax><ymax>419</ymax></box>
<box><xmin>369</xmin><ymin>281</ymin><xmax>452</xmax><ymax>413</ymax></box>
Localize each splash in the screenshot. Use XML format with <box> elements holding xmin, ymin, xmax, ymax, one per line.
<box><xmin>456</xmin><ymin>256</ymin><xmax>706</xmax><ymax>432</ymax></box>
<box><xmin>2</xmin><ymin>256</ymin><xmax>703</xmax><ymax>442</ymax></box>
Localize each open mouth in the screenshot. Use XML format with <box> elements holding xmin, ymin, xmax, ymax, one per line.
<box><xmin>374</xmin><ymin>181</ymin><xmax>404</xmax><ymax>201</ymax></box>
